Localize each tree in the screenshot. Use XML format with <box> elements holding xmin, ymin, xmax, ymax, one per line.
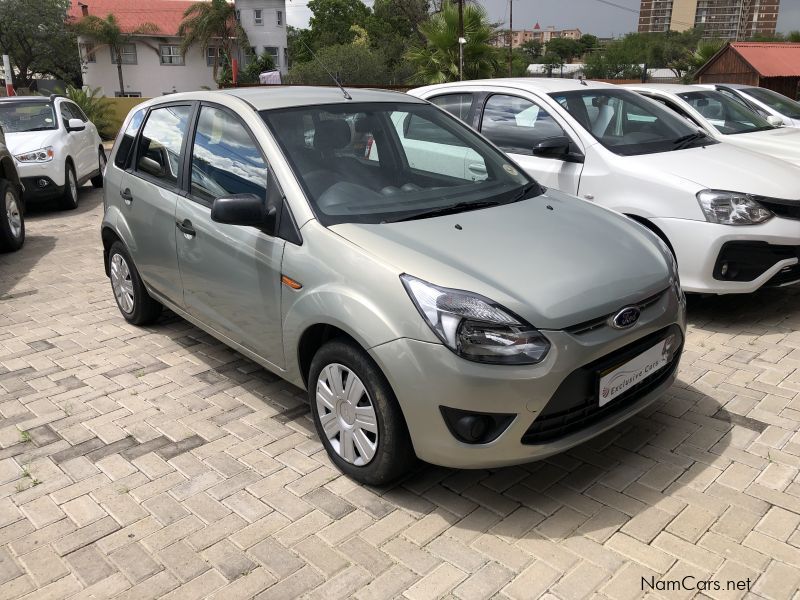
<box><xmin>578</xmin><ymin>34</ymin><xmax>599</xmax><ymax>55</ymax></box>
<box><xmin>0</xmin><ymin>0</ymin><xmax>81</xmax><ymax>89</ymax></box>
<box><xmin>520</xmin><ymin>39</ymin><xmax>543</xmax><ymax>61</ymax></box>
<box><xmin>239</xmin><ymin>51</ymin><xmax>275</xmax><ymax>84</ymax></box>
<box><xmin>178</xmin><ymin>0</ymin><xmax>248</xmax><ymax>83</ymax></box>
<box><xmin>288</xmin><ymin>43</ymin><xmax>387</xmax><ymax>85</ymax></box>
<box><xmin>405</xmin><ymin>0</ymin><xmax>498</xmax><ymax>84</ymax></box>
<box><xmin>683</xmin><ymin>38</ymin><xmax>725</xmax><ymax>82</ymax></box>
<box><xmin>73</xmin><ymin>14</ymin><xmax>158</xmax><ymax>96</ymax></box>
<box><xmin>540</xmin><ymin>52</ymin><xmax>565</xmax><ymax>76</ymax></box>
<box><xmin>366</xmin><ymin>0</ymin><xmax>429</xmax><ymax>78</ymax></box>
<box><xmin>545</xmin><ymin>37</ymin><xmax>582</xmax><ymax>63</ymax></box>
<box><xmin>287</xmin><ymin>26</ymin><xmax>314</xmax><ymax>66</ymax></box>
<box><xmin>307</xmin><ymin>0</ymin><xmax>371</xmax><ymax>47</ymax></box>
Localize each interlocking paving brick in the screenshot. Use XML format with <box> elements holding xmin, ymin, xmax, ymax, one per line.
<box><xmin>63</xmin><ymin>545</ymin><xmax>117</xmax><ymax>587</ymax></box>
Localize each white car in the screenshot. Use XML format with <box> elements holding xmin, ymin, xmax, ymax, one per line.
<box><xmin>622</xmin><ymin>83</ymin><xmax>800</xmax><ymax>166</ymax></box>
<box><xmin>0</xmin><ymin>95</ymin><xmax>105</xmax><ymax>209</ymax></box>
<box><xmin>409</xmin><ymin>79</ymin><xmax>800</xmax><ymax>294</ymax></box>
<box><xmin>698</xmin><ymin>83</ymin><xmax>800</xmax><ymax>128</ymax></box>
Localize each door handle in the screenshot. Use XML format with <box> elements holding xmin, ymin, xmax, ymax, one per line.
<box><xmin>120</xmin><ymin>188</ymin><xmax>133</xmax><ymax>203</ymax></box>
<box><xmin>176</xmin><ymin>219</ymin><xmax>196</xmax><ymax>238</ymax></box>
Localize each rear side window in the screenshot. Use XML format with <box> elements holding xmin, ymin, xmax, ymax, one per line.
<box><xmin>134</xmin><ymin>105</ymin><xmax>192</xmax><ymax>186</ymax></box>
<box><xmin>404</xmin><ymin>113</ymin><xmax>466</xmax><ymax>148</ymax></box>
<box><xmin>480</xmin><ymin>94</ymin><xmax>567</xmax><ymax>155</ymax></box>
<box><xmin>430</xmin><ymin>94</ymin><xmax>474</xmax><ymax>122</ymax></box>
<box><xmin>114</xmin><ymin>108</ymin><xmax>145</xmax><ymax>169</ymax></box>
<box><xmin>189</xmin><ymin>106</ymin><xmax>267</xmax><ymax>203</ymax></box>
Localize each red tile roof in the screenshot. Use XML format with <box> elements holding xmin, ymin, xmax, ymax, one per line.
<box><xmin>68</xmin><ymin>0</ymin><xmax>199</xmax><ymax>36</ymax></box>
<box><xmin>730</xmin><ymin>42</ymin><xmax>800</xmax><ymax>78</ymax></box>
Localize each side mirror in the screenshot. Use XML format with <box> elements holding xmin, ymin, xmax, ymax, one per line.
<box><xmin>767</xmin><ymin>115</ymin><xmax>784</xmax><ymax>127</ymax></box>
<box><xmin>211</xmin><ymin>193</ymin><xmax>276</xmax><ymax>232</ymax></box>
<box><xmin>533</xmin><ymin>136</ymin><xmax>571</xmax><ymax>158</ymax></box>
<box><xmin>67</xmin><ymin>118</ymin><xmax>85</xmax><ymax>132</ymax></box>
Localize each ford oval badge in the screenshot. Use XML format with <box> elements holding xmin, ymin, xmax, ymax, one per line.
<box><xmin>610</xmin><ymin>306</ymin><xmax>641</xmax><ymax>329</ymax></box>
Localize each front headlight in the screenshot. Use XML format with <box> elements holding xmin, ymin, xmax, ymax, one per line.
<box><xmin>401</xmin><ymin>274</ymin><xmax>550</xmax><ymax>365</ymax></box>
<box><xmin>696</xmin><ymin>190</ymin><xmax>772</xmax><ymax>225</ymax></box>
<box><xmin>14</xmin><ymin>146</ymin><xmax>54</xmax><ymax>163</ymax></box>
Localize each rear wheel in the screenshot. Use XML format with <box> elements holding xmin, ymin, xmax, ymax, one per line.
<box><xmin>108</xmin><ymin>241</ymin><xmax>162</xmax><ymax>325</ymax></box>
<box><xmin>91</xmin><ymin>150</ymin><xmax>106</xmax><ymax>188</ymax></box>
<box><xmin>0</xmin><ymin>180</ymin><xmax>24</xmax><ymax>252</ymax></box>
<box><xmin>309</xmin><ymin>339</ymin><xmax>416</xmax><ymax>485</ymax></box>
<box><xmin>60</xmin><ymin>163</ymin><xmax>78</xmax><ymax>210</ymax></box>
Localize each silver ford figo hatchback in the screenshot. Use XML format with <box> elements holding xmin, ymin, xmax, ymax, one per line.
<box><xmin>102</xmin><ymin>87</ymin><xmax>686</xmax><ymax>485</ymax></box>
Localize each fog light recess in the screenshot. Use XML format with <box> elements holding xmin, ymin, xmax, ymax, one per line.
<box><xmin>439</xmin><ymin>406</ymin><xmax>515</xmax><ymax>445</ymax></box>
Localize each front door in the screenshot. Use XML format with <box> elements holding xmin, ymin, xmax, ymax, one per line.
<box><xmin>175</xmin><ymin>104</ymin><xmax>285</xmax><ymax>368</ymax></box>
<box><xmin>121</xmin><ymin>103</ymin><xmax>193</xmax><ymax>305</ymax></box>
<box><xmin>478</xmin><ymin>93</ymin><xmax>583</xmax><ymax>194</ymax></box>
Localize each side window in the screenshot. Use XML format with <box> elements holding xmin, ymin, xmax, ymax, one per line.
<box><xmin>404</xmin><ymin>114</ymin><xmax>467</xmax><ymax>148</ymax></box>
<box><xmin>67</xmin><ymin>103</ymin><xmax>87</xmax><ymax>122</ymax></box>
<box><xmin>134</xmin><ymin>105</ymin><xmax>192</xmax><ymax>186</ymax></box>
<box><xmin>190</xmin><ymin>106</ymin><xmax>268</xmax><ymax>203</ymax></box>
<box><xmin>430</xmin><ymin>94</ymin><xmax>474</xmax><ymax>122</ymax></box>
<box><xmin>59</xmin><ymin>103</ymin><xmax>72</xmax><ymax>128</ymax></box>
<box><xmin>481</xmin><ymin>94</ymin><xmax>567</xmax><ymax>155</ymax></box>
<box><xmin>114</xmin><ymin>108</ymin><xmax>145</xmax><ymax>169</ymax></box>
<box><xmin>684</xmin><ymin>96</ymin><xmax>725</xmax><ymax>124</ymax></box>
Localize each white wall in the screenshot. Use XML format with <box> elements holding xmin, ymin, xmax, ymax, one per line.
<box><xmin>236</xmin><ymin>0</ymin><xmax>289</xmax><ymax>73</ymax></box>
<box><xmin>80</xmin><ymin>36</ymin><xmax>218</xmax><ymax>98</ymax></box>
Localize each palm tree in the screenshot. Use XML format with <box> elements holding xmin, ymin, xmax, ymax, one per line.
<box><xmin>178</xmin><ymin>0</ymin><xmax>249</xmax><ymax>83</ymax></box>
<box><xmin>405</xmin><ymin>0</ymin><xmax>498</xmax><ymax>84</ymax></box>
<box><xmin>73</xmin><ymin>14</ymin><xmax>158</xmax><ymax>97</ymax></box>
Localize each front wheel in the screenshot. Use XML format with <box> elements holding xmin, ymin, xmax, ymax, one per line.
<box><xmin>60</xmin><ymin>163</ymin><xmax>78</xmax><ymax>210</ymax></box>
<box><xmin>108</xmin><ymin>241</ymin><xmax>162</xmax><ymax>325</ymax></box>
<box><xmin>91</xmin><ymin>150</ymin><xmax>106</xmax><ymax>188</ymax></box>
<box><xmin>309</xmin><ymin>339</ymin><xmax>416</xmax><ymax>485</ymax></box>
<box><xmin>0</xmin><ymin>180</ymin><xmax>24</xmax><ymax>252</ymax></box>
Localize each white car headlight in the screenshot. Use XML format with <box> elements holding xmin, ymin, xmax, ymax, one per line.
<box><xmin>696</xmin><ymin>190</ymin><xmax>772</xmax><ymax>225</ymax></box>
<box><xmin>401</xmin><ymin>274</ymin><xmax>550</xmax><ymax>365</ymax></box>
<box><xmin>15</xmin><ymin>146</ymin><xmax>54</xmax><ymax>163</ymax></box>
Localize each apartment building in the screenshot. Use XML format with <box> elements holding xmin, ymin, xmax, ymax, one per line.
<box><xmin>494</xmin><ymin>24</ymin><xmax>583</xmax><ymax>49</ymax></box>
<box><xmin>638</xmin><ymin>0</ymin><xmax>780</xmax><ymax>40</ymax></box>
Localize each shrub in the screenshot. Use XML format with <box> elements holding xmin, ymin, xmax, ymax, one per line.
<box><xmin>62</xmin><ymin>85</ymin><xmax>114</xmax><ymax>139</ymax></box>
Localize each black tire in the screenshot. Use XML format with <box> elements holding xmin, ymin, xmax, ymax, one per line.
<box><xmin>0</xmin><ymin>180</ymin><xmax>24</xmax><ymax>252</ymax></box>
<box><xmin>61</xmin><ymin>162</ymin><xmax>79</xmax><ymax>210</ymax></box>
<box><xmin>309</xmin><ymin>339</ymin><xmax>416</xmax><ymax>485</ymax></box>
<box><xmin>107</xmin><ymin>241</ymin><xmax>162</xmax><ymax>325</ymax></box>
<box><xmin>91</xmin><ymin>149</ymin><xmax>106</xmax><ymax>188</ymax></box>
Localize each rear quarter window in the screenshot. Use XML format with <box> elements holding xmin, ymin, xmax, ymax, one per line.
<box><xmin>114</xmin><ymin>108</ymin><xmax>146</xmax><ymax>169</ymax></box>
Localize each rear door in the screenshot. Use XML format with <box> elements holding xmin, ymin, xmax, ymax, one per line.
<box><xmin>120</xmin><ymin>103</ymin><xmax>193</xmax><ymax>305</ymax></box>
<box><xmin>175</xmin><ymin>103</ymin><xmax>285</xmax><ymax>368</ymax></box>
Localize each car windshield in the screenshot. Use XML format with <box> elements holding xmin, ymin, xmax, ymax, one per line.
<box><xmin>261</xmin><ymin>102</ymin><xmax>536</xmax><ymax>225</ymax></box>
<box><xmin>742</xmin><ymin>87</ymin><xmax>800</xmax><ymax>119</ymax></box>
<box><xmin>0</xmin><ymin>101</ymin><xmax>57</xmax><ymax>133</ymax></box>
<box><xmin>549</xmin><ymin>88</ymin><xmax>713</xmax><ymax>156</ymax></box>
<box><xmin>677</xmin><ymin>90</ymin><xmax>773</xmax><ymax>134</ymax></box>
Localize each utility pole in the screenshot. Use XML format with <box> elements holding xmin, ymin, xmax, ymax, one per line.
<box><xmin>458</xmin><ymin>0</ymin><xmax>464</xmax><ymax>80</ymax></box>
<box><xmin>508</xmin><ymin>0</ymin><xmax>513</xmax><ymax>77</ymax></box>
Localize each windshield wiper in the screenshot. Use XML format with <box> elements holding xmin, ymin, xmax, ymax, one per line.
<box><xmin>392</xmin><ymin>200</ymin><xmax>500</xmax><ymax>222</ymax></box>
<box><xmin>510</xmin><ymin>182</ymin><xmax>542</xmax><ymax>203</ymax></box>
<box><xmin>672</xmin><ymin>131</ymin><xmax>708</xmax><ymax>150</ymax></box>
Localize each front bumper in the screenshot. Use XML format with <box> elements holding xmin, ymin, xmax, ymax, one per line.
<box><xmin>20</xmin><ymin>176</ymin><xmax>65</xmax><ymax>201</ymax></box>
<box><xmin>653</xmin><ymin>216</ymin><xmax>800</xmax><ymax>294</ymax></box>
<box><xmin>369</xmin><ymin>286</ymin><xmax>686</xmax><ymax>469</ymax></box>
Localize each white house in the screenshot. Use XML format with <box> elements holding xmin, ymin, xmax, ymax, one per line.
<box><xmin>69</xmin><ymin>0</ymin><xmax>288</xmax><ymax>98</ymax></box>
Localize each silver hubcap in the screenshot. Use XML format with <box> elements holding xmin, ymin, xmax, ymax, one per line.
<box><xmin>69</xmin><ymin>169</ymin><xmax>77</xmax><ymax>200</ymax></box>
<box><xmin>316</xmin><ymin>363</ymin><xmax>378</xmax><ymax>466</ymax></box>
<box><xmin>5</xmin><ymin>191</ymin><xmax>21</xmax><ymax>239</ymax></box>
<box><xmin>110</xmin><ymin>253</ymin><xmax>135</xmax><ymax>314</ymax></box>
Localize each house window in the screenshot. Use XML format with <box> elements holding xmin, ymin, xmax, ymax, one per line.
<box><xmin>254</xmin><ymin>9</ymin><xmax>262</xmax><ymax>25</ymax></box>
<box><xmin>277</xmin><ymin>10</ymin><xmax>283</xmax><ymax>26</ymax></box>
<box><xmin>206</xmin><ymin>47</ymin><xmax>220</xmax><ymax>67</ymax></box>
<box><xmin>265</xmin><ymin>46</ymin><xmax>279</xmax><ymax>68</ymax></box>
<box><xmin>111</xmin><ymin>43</ymin><xmax>137</xmax><ymax>65</ymax></box>
<box><xmin>81</xmin><ymin>42</ymin><xmax>96</xmax><ymax>63</ymax></box>
<box><xmin>160</xmin><ymin>45</ymin><xmax>184</xmax><ymax>65</ymax></box>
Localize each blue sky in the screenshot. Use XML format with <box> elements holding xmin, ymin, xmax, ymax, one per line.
<box><xmin>286</xmin><ymin>0</ymin><xmax>800</xmax><ymax>37</ymax></box>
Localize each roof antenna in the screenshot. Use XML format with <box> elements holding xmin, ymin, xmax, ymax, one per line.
<box><xmin>300</xmin><ymin>39</ymin><xmax>351</xmax><ymax>100</ymax></box>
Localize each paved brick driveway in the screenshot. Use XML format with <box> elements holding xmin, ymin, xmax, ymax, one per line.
<box><xmin>1</xmin><ymin>185</ymin><xmax>799</xmax><ymax>600</ymax></box>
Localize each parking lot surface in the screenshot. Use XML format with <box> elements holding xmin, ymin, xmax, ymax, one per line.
<box><xmin>1</xmin><ymin>186</ymin><xmax>799</xmax><ymax>600</ymax></box>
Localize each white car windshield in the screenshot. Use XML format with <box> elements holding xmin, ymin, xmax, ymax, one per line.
<box><xmin>0</xmin><ymin>101</ymin><xmax>57</xmax><ymax>133</ymax></box>
<box><xmin>550</xmin><ymin>89</ymin><xmax>715</xmax><ymax>156</ymax></box>
<box><xmin>743</xmin><ymin>87</ymin><xmax>800</xmax><ymax>119</ymax></box>
<box><xmin>262</xmin><ymin>102</ymin><xmax>537</xmax><ymax>225</ymax></box>
<box><xmin>677</xmin><ymin>90</ymin><xmax>774</xmax><ymax>135</ymax></box>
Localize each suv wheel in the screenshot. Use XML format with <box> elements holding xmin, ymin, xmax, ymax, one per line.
<box><xmin>0</xmin><ymin>180</ymin><xmax>24</xmax><ymax>252</ymax></box>
<box><xmin>91</xmin><ymin>150</ymin><xmax>106</xmax><ymax>188</ymax></box>
<box><xmin>309</xmin><ymin>339</ymin><xmax>415</xmax><ymax>485</ymax></box>
<box><xmin>61</xmin><ymin>163</ymin><xmax>78</xmax><ymax>210</ymax></box>
<box><xmin>108</xmin><ymin>241</ymin><xmax>162</xmax><ymax>325</ymax></box>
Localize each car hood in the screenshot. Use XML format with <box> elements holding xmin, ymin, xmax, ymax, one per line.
<box><xmin>620</xmin><ymin>142</ymin><xmax>800</xmax><ymax>197</ymax></box>
<box><xmin>721</xmin><ymin>127</ymin><xmax>800</xmax><ymax>166</ymax></box>
<box><xmin>4</xmin><ymin>130</ymin><xmax>60</xmax><ymax>155</ymax></box>
<box><xmin>330</xmin><ymin>189</ymin><xmax>672</xmax><ymax>331</ymax></box>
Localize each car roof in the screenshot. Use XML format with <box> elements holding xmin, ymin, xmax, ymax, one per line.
<box><xmin>412</xmin><ymin>77</ymin><xmax>615</xmax><ymax>96</ymax></box>
<box><xmin>0</xmin><ymin>96</ymin><xmax>54</xmax><ymax>103</ymax></box>
<box><xmin>622</xmin><ymin>83</ymin><xmax>708</xmax><ymax>94</ymax></box>
<box><xmin>144</xmin><ymin>86</ymin><xmax>425</xmax><ymax>111</ymax></box>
